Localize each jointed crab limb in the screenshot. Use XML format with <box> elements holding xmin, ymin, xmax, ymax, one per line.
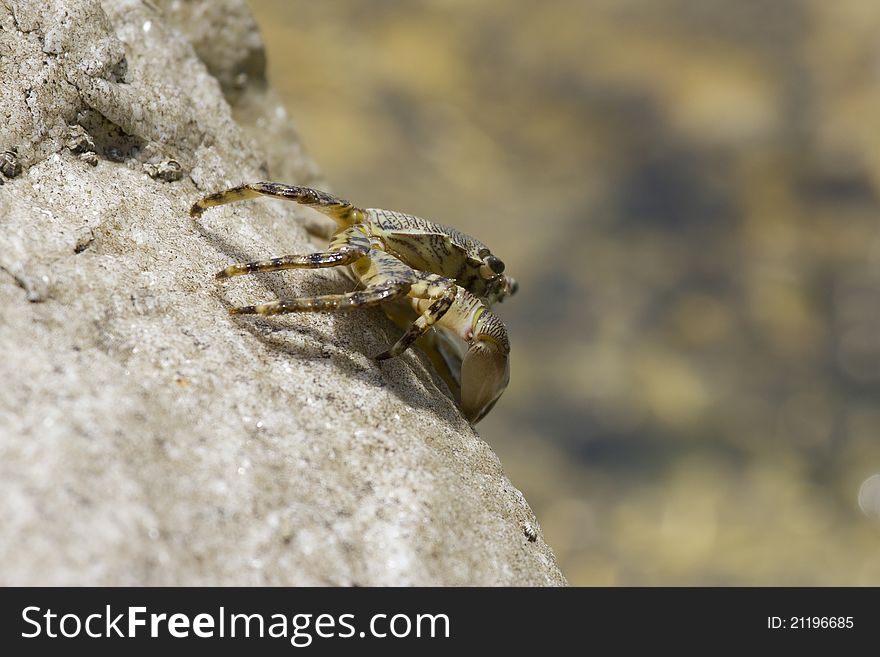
<box><xmin>225</xmin><ymin>246</ymin><xmax>462</xmax><ymax>363</ymax></box>
<box><xmin>229</xmin><ymin>282</ymin><xmax>410</xmax><ymax>316</ymax></box>
<box><xmin>215</xmin><ymin>225</ymin><xmax>372</xmax><ymax>279</ymax></box>
<box><xmin>216</xmin><ymin>246</ymin><xmax>369</xmax><ymax>279</ymax></box>
<box><xmin>229</xmin><ymin>248</ymin><xmax>415</xmax><ymax>317</ymax></box>
<box><xmin>190</xmin><ymin>182</ymin><xmax>365</xmax><ymax>225</ymax></box>
<box><xmin>375</xmin><ymin>275</ymin><xmax>458</xmax><ymax>360</ymax></box>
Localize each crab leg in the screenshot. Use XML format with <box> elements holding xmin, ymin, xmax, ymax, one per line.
<box><xmin>375</xmin><ymin>274</ymin><xmax>457</xmax><ymax>360</ymax></box>
<box><xmin>227</xmin><ymin>248</ymin><xmax>414</xmax><ymax>317</ymax></box>
<box><xmin>215</xmin><ymin>226</ymin><xmax>371</xmax><ymax>279</ymax></box>
<box><xmin>190</xmin><ymin>182</ymin><xmax>366</xmax><ymax>226</ymax></box>
<box><xmin>215</xmin><ymin>248</ymin><xmax>365</xmax><ymax>279</ymax></box>
<box><xmin>228</xmin><ymin>282</ymin><xmax>410</xmax><ymax>316</ymax></box>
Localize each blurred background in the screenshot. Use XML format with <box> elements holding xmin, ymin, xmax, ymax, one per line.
<box><xmin>249</xmin><ymin>0</ymin><xmax>880</xmax><ymax>585</ymax></box>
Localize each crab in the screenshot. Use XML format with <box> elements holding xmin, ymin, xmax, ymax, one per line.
<box><xmin>190</xmin><ymin>182</ymin><xmax>517</xmax><ymax>423</ymax></box>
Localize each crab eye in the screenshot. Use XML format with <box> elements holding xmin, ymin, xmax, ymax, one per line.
<box><xmin>486</xmin><ymin>255</ymin><xmax>505</xmax><ymax>274</ymax></box>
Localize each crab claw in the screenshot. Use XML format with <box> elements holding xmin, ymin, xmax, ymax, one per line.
<box><xmin>460</xmin><ymin>309</ymin><xmax>510</xmax><ymax>424</ymax></box>
<box><xmin>402</xmin><ymin>289</ymin><xmax>511</xmax><ymax>424</ymax></box>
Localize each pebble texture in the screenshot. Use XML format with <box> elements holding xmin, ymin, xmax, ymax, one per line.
<box><xmin>0</xmin><ymin>0</ymin><xmax>564</xmax><ymax>585</ymax></box>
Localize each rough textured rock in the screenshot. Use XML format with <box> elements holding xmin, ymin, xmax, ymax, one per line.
<box><xmin>0</xmin><ymin>0</ymin><xmax>565</xmax><ymax>586</ymax></box>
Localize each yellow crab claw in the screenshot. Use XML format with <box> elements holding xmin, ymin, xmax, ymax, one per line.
<box><xmin>460</xmin><ymin>310</ymin><xmax>510</xmax><ymax>424</ymax></box>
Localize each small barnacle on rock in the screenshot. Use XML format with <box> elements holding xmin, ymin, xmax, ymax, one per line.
<box><xmin>523</xmin><ymin>523</ymin><xmax>538</xmax><ymax>542</ymax></box>
<box><xmin>0</xmin><ymin>150</ymin><xmax>22</xmax><ymax>179</ymax></box>
<box><xmin>65</xmin><ymin>125</ymin><xmax>96</xmax><ymax>154</ymax></box>
<box><xmin>79</xmin><ymin>151</ymin><xmax>99</xmax><ymax>167</ymax></box>
<box><xmin>144</xmin><ymin>159</ymin><xmax>183</xmax><ymax>182</ymax></box>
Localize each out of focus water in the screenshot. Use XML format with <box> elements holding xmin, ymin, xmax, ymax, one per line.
<box><xmin>249</xmin><ymin>0</ymin><xmax>880</xmax><ymax>585</ymax></box>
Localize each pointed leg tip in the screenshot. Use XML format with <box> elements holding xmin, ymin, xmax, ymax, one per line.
<box><xmin>214</xmin><ymin>269</ymin><xmax>231</xmax><ymax>280</ymax></box>
<box><xmin>189</xmin><ymin>203</ymin><xmax>204</xmax><ymax>219</ymax></box>
<box><xmin>374</xmin><ymin>351</ymin><xmax>393</xmax><ymax>361</ymax></box>
<box><xmin>229</xmin><ymin>306</ymin><xmax>254</xmax><ymax>316</ymax></box>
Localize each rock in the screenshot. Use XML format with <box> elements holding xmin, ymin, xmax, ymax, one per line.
<box><xmin>0</xmin><ymin>0</ymin><xmax>565</xmax><ymax>586</ymax></box>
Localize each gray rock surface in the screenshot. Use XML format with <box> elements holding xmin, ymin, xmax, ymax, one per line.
<box><xmin>0</xmin><ymin>0</ymin><xmax>565</xmax><ymax>585</ymax></box>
